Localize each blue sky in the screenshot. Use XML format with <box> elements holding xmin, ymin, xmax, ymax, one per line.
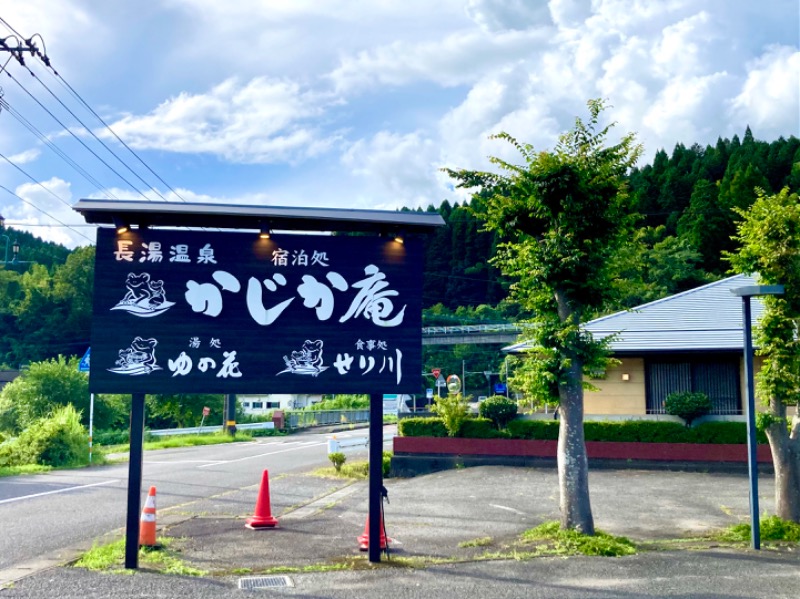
<box><xmin>0</xmin><ymin>0</ymin><xmax>798</xmax><ymax>248</ymax></box>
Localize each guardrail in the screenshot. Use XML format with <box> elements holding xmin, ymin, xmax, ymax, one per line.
<box><xmin>287</xmin><ymin>409</ymin><xmax>370</xmax><ymax>429</ymax></box>
<box><xmin>149</xmin><ymin>409</ymin><xmax>373</xmax><ymax>436</ymax></box>
<box><xmin>421</xmin><ymin>323</ymin><xmax>521</xmax><ymax>336</ymax></box>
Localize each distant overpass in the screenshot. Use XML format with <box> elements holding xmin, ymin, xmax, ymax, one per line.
<box><xmin>421</xmin><ymin>323</ymin><xmax>521</xmax><ymax>345</ymax></box>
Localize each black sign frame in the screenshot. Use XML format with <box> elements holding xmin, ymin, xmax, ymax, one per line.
<box><xmin>91</xmin><ymin>228</ymin><xmax>422</xmax><ymax>395</ymax></box>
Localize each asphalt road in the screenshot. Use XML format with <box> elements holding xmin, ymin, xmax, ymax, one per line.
<box><xmin>0</xmin><ymin>426</ymin><xmax>384</xmax><ymax>572</ymax></box>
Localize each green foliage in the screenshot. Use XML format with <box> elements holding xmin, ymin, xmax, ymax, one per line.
<box><xmin>398</xmin><ymin>418</ymin><xmax>767</xmax><ymax>444</ymax></box>
<box><xmin>447</xmin><ymin>100</ymin><xmax>641</xmax><ymax>410</ymax></box>
<box><xmin>521</xmin><ymin>521</ymin><xmax>636</xmax><ymax>557</ymax></box>
<box><xmin>582</xmin><ymin>421</ymin><xmax>689</xmax><ymax>443</ymax></box>
<box><xmin>719</xmin><ymin>516</ymin><xmax>800</xmax><ymax>543</ymax></box>
<box><xmin>458</xmin><ymin>417</ymin><xmax>509</xmax><ymax>439</ymax></box>
<box><xmin>307</xmin><ymin>395</ymin><xmax>369</xmax><ymax>411</ymax></box>
<box><xmin>0</xmin><ymin>356</ymin><xmax>89</xmax><ymax>433</ymax></box>
<box><xmin>728</xmin><ymin>187</ymin><xmax>800</xmax><ymax>409</ymax></box>
<box><xmin>691</xmin><ymin>421</ymin><xmax>768</xmax><ymax>445</ymax></box>
<box><xmin>145</xmin><ymin>394</ymin><xmax>224</xmax><ymax>429</ymax></box>
<box><xmin>0</xmin><ymin>404</ymin><xmax>88</xmax><ymax>468</ymax></box>
<box><xmin>478</xmin><ymin>395</ymin><xmax>518</xmax><ymax>429</ymax></box>
<box><xmin>328</xmin><ymin>451</ymin><xmax>346</xmax><ymax>472</ymax></box>
<box><xmin>506</xmin><ymin>420</ymin><xmax>560</xmax><ymax>440</ymax></box>
<box><xmin>665</xmin><ymin>391</ymin><xmax>713</xmax><ymax>426</ymax></box>
<box><xmin>430</xmin><ymin>394</ymin><xmax>470</xmax><ymax>437</ymax></box>
<box><xmin>397</xmin><ymin>417</ymin><xmax>448</xmax><ymax>437</ymax></box>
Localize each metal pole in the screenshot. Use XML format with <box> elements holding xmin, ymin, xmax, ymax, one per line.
<box><xmin>368</xmin><ymin>392</ymin><xmax>383</xmax><ymax>563</ymax></box>
<box><xmin>125</xmin><ymin>393</ymin><xmax>146</xmax><ymax>569</ymax></box>
<box><xmin>505</xmin><ymin>356</ymin><xmax>509</xmax><ymax>398</ymax></box>
<box><xmin>741</xmin><ymin>297</ymin><xmax>761</xmax><ymax>550</ymax></box>
<box><xmin>88</xmin><ymin>393</ymin><xmax>94</xmax><ymax>464</ymax></box>
<box><xmin>462</xmin><ymin>360</ymin><xmax>466</xmax><ymax>398</ymax></box>
<box><xmin>225</xmin><ymin>393</ymin><xmax>237</xmax><ymax>436</ymax></box>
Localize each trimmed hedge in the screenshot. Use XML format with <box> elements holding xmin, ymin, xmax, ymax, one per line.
<box><xmin>398</xmin><ymin>417</ymin><xmax>448</xmax><ymax>438</ymax></box>
<box><xmin>458</xmin><ymin>418</ymin><xmax>509</xmax><ymax>439</ymax></box>
<box><xmin>401</xmin><ymin>417</ymin><xmax>769</xmax><ymax>444</ymax></box>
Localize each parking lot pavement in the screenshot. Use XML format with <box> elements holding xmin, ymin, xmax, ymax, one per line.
<box><xmin>3</xmin><ymin>465</ymin><xmax>799</xmax><ymax>598</ymax></box>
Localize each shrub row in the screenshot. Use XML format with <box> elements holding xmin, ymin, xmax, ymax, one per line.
<box><xmin>0</xmin><ymin>405</ymin><xmax>89</xmax><ymax>468</ymax></box>
<box><xmin>399</xmin><ymin>417</ymin><xmax>768</xmax><ymax>444</ymax></box>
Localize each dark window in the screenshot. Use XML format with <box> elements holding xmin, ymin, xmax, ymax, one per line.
<box><xmin>266</xmin><ymin>402</ymin><xmax>281</xmax><ymax>409</ymax></box>
<box><xmin>252</xmin><ymin>401</ymin><xmax>264</xmax><ymax>409</ymax></box>
<box><xmin>645</xmin><ymin>357</ymin><xmax>741</xmax><ymax>415</ymax></box>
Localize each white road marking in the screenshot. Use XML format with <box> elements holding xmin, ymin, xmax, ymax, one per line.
<box><xmin>488</xmin><ymin>504</ymin><xmax>527</xmax><ymax>516</ymax></box>
<box><xmin>0</xmin><ymin>479</ymin><xmax>121</xmax><ymax>505</ymax></box>
<box><xmin>196</xmin><ymin>441</ymin><xmax>327</xmax><ymax>468</ymax></box>
<box><xmin>146</xmin><ymin>460</ymin><xmax>226</xmax><ymax>465</ymax></box>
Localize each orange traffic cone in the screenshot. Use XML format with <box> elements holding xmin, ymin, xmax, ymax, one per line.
<box><xmin>357</xmin><ymin>515</ymin><xmax>390</xmax><ymax>551</ymax></box>
<box><xmin>246</xmin><ymin>470</ymin><xmax>279</xmax><ymax>529</ymax></box>
<box><xmin>139</xmin><ymin>486</ymin><xmax>158</xmax><ymax>547</ymax></box>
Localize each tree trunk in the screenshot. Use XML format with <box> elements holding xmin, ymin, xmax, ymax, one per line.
<box><xmin>557</xmin><ymin>357</ymin><xmax>595</xmax><ymax>534</ymax></box>
<box><xmin>554</xmin><ymin>288</ymin><xmax>595</xmax><ymax>534</ymax></box>
<box><xmin>766</xmin><ymin>398</ymin><xmax>800</xmax><ymax>522</ymax></box>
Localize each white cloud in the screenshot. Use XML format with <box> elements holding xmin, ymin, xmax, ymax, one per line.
<box><xmin>4</xmin><ymin>178</ymin><xmax>93</xmax><ymax>247</ymax></box>
<box><xmin>329</xmin><ymin>28</ymin><xmax>548</xmax><ymax>93</ymax></box>
<box><xmin>729</xmin><ymin>45</ymin><xmax>800</xmax><ymax>136</ymax></box>
<box><xmin>6</xmin><ymin>149</ymin><xmax>41</xmax><ymax>165</ymax></box>
<box><xmin>465</xmin><ymin>0</ymin><xmax>551</xmax><ymax>32</ymax></box>
<box><xmin>341</xmin><ymin>131</ymin><xmax>443</xmax><ymax>208</ymax></box>
<box><xmin>105</xmin><ymin>77</ymin><xmax>341</xmax><ymax>164</ymax></box>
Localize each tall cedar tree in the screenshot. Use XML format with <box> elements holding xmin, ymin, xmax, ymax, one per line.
<box><xmin>728</xmin><ymin>187</ymin><xmax>800</xmax><ymax>522</ymax></box>
<box><xmin>445</xmin><ymin>100</ymin><xmax>642</xmax><ymax>533</ymax></box>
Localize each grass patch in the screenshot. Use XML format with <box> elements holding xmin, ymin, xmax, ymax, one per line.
<box><xmin>519</xmin><ymin>521</ymin><xmax>637</xmax><ymax>557</ymax></box>
<box><xmin>0</xmin><ymin>464</ymin><xmax>52</xmax><ymax>478</ymax></box>
<box><xmin>716</xmin><ymin>516</ymin><xmax>800</xmax><ymax>544</ymax></box>
<box><xmin>73</xmin><ymin>537</ymin><xmax>208</xmax><ymax>576</ymax></box>
<box><xmin>312</xmin><ymin>460</ymin><xmax>370</xmax><ymax>480</ymax></box>
<box><xmin>101</xmin><ymin>432</ymin><xmax>254</xmax><ymax>455</ymax></box>
<box><xmin>459</xmin><ymin>537</ymin><xmax>493</xmax><ymax>548</ymax></box>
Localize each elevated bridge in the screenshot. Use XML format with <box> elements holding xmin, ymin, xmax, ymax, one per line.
<box><xmin>421</xmin><ymin>323</ymin><xmax>521</xmax><ymax>346</ymax></box>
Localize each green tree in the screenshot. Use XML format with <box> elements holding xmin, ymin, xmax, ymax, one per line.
<box><xmin>445</xmin><ymin>99</ymin><xmax>642</xmax><ymax>533</ymax></box>
<box><xmin>0</xmin><ymin>355</ymin><xmax>125</xmax><ymax>433</ymax></box>
<box><xmin>728</xmin><ymin>187</ymin><xmax>800</xmax><ymax>522</ymax></box>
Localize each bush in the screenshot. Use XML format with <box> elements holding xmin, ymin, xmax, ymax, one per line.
<box><xmin>328</xmin><ymin>451</ymin><xmax>346</xmax><ymax>472</ymax></box>
<box><xmin>429</xmin><ymin>394</ymin><xmax>469</xmax><ymax>437</ymax></box>
<box><xmin>397</xmin><ymin>417</ymin><xmax>447</xmax><ymax>437</ymax></box>
<box><xmin>506</xmin><ymin>420</ymin><xmax>560</xmax><ymax>440</ymax></box>
<box><xmin>478</xmin><ymin>396</ymin><xmax>518</xmax><ymax>429</ymax></box>
<box><xmin>665</xmin><ymin>392</ymin><xmax>712</xmax><ymax>426</ymax></box>
<box><xmin>583</xmin><ymin>421</ymin><xmax>690</xmax><ymax>443</ymax></box>
<box><xmin>0</xmin><ymin>405</ymin><xmax>88</xmax><ymax>468</ymax></box>
<box><xmin>458</xmin><ymin>418</ymin><xmax>509</xmax><ymax>439</ymax></box>
<box><xmin>94</xmin><ymin>429</ymin><xmax>130</xmax><ymax>446</ymax></box>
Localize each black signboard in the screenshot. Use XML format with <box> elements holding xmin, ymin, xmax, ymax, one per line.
<box><xmin>91</xmin><ymin>228</ymin><xmax>422</xmax><ymax>394</ymax></box>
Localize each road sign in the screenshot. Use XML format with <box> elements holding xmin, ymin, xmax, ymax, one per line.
<box><xmin>431</xmin><ymin>368</ymin><xmax>441</xmax><ymax>379</ymax></box>
<box><xmin>494</xmin><ymin>382</ymin><xmax>507</xmax><ymax>394</ymax></box>
<box><xmin>426</xmin><ymin>388</ymin><xmax>434</xmax><ymax>399</ymax></box>
<box><xmin>436</xmin><ymin>378</ymin><xmax>446</xmax><ymax>387</ymax></box>
<box><xmin>78</xmin><ymin>347</ymin><xmax>91</xmax><ymax>373</ymax></box>
<box><xmin>202</xmin><ymin>406</ymin><xmax>210</xmax><ymax>416</ymax></box>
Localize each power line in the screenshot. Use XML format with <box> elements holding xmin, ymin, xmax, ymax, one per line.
<box><xmin>19</xmin><ymin>61</ymin><xmax>174</xmax><ymax>203</ymax></box>
<box><xmin>0</xmin><ymin>19</ymin><xmax>189</xmax><ymax>204</ymax></box>
<box><xmin>0</xmin><ymin>97</ymin><xmax>117</xmax><ymax>198</ymax></box>
<box><xmin>0</xmin><ymin>148</ymin><xmax>75</xmax><ymax>210</ymax></box>
<box><xmin>3</xmin><ymin>68</ymin><xmax>153</xmax><ymax>201</ymax></box>
<box><xmin>0</xmin><ymin>182</ymin><xmax>93</xmax><ymax>243</ymax></box>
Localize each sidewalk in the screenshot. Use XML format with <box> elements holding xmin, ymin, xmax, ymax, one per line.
<box><xmin>3</xmin><ymin>465</ymin><xmax>800</xmax><ymax>598</ymax></box>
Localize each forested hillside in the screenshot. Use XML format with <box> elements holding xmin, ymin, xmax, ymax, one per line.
<box><xmin>0</xmin><ymin>128</ymin><xmax>797</xmax><ymax>369</ymax></box>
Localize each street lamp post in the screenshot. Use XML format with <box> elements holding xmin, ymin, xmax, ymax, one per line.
<box><xmin>731</xmin><ymin>284</ymin><xmax>785</xmax><ymax>550</ymax></box>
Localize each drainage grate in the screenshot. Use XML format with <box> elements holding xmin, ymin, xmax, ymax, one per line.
<box><xmin>238</xmin><ymin>575</ymin><xmax>294</xmax><ymax>590</ymax></box>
